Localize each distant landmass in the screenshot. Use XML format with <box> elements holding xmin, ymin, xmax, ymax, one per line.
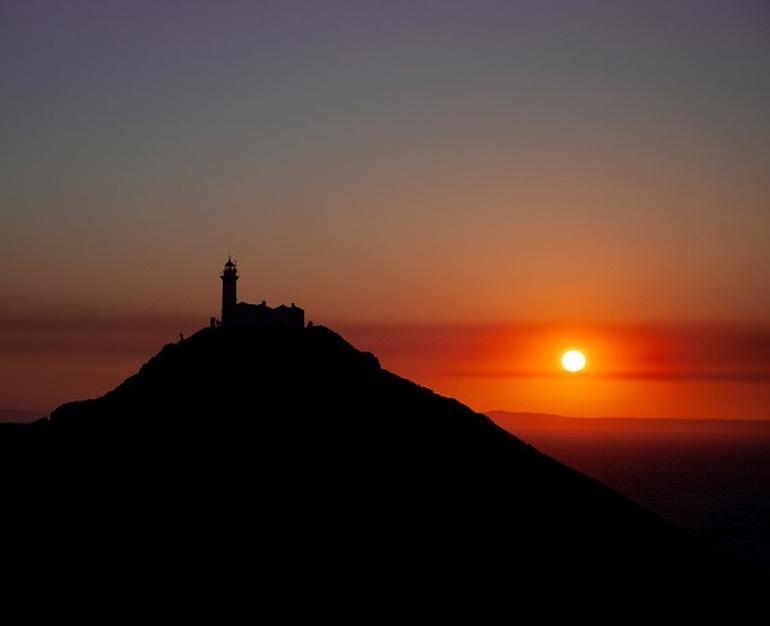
<box><xmin>1</xmin><ymin>325</ymin><xmax>763</xmax><ymax>598</ymax></box>
<box><xmin>488</xmin><ymin>411</ymin><xmax>770</xmax><ymax>436</ymax></box>
<box><xmin>0</xmin><ymin>408</ymin><xmax>44</xmax><ymax>423</ymax></box>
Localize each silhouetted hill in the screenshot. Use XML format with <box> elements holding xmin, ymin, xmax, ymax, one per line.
<box><xmin>1</xmin><ymin>326</ymin><xmax>762</xmax><ymax>604</ymax></box>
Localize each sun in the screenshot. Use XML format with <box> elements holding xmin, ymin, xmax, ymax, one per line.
<box><xmin>561</xmin><ymin>349</ymin><xmax>586</xmax><ymax>373</ymax></box>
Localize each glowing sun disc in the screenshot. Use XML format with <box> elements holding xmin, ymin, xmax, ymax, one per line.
<box><xmin>561</xmin><ymin>350</ymin><xmax>586</xmax><ymax>373</ymax></box>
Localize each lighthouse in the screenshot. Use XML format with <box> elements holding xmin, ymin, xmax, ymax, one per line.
<box><xmin>221</xmin><ymin>258</ymin><xmax>238</xmax><ymax>323</ymax></box>
<box><xmin>217</xmin><ymin>259</ymin><xmax>303</xmax><ymax>328</ymax></box>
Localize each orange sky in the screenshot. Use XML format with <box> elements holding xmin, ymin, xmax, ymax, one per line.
<box><xmin>2</xmin><ymin>3</ymin><xmax>769</xmax><ymax>420</ymax></box>
<box><xmin>339</xmin><ymin>322</ymin><xmax>770</xmax><ymax>421</ymax></box>
<box><xmin>2</xmin><ymin>315</ymin><xmax>768</xmax><ymax>421</ymax></box>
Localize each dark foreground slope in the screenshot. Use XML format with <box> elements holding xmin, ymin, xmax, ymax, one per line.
<box><xmin>1</xmin><ymin>326</ymin><xmax>761</xmax><ymax>604</ymax></box>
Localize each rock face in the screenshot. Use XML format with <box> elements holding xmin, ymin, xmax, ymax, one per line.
<box><xmin>0</xmin><ymin>325</ymin><xmax>758</xmax><ymax>598</ymax></box>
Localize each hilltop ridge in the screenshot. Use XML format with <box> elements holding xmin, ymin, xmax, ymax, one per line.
<box><xmin>1</xmin><ymin>325</ymin><xmax>759</xmax><ymax>597</ymax></box>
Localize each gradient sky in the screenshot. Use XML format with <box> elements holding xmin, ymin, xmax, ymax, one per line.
<box><xmin>1</xmin><ymin>1</ymin><xmax>769</xmax><ymax>418</ymax></box>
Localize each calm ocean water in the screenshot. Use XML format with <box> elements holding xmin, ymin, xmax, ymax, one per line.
<box><xmin>520</xmin><ymin>432</ymin><xmax>770</xmax><ymax>572</ymax></box>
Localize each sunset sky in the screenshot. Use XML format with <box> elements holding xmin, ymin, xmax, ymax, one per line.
<box><xmin>2</xmin><ymin>1</ymin><xmax>769</xmax><ymax>419</ymax></box>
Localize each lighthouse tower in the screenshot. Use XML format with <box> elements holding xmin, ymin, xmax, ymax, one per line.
<box><xmin>221</xmin><ymin>258</ymin><xmax>238</xmax><ymax>323</ymax></box>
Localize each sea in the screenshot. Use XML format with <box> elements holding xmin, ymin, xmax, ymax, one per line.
<box><xmin>490</xmin><ymin>412</ymin><xmax>770</xmax><ymax>573</ymax></box>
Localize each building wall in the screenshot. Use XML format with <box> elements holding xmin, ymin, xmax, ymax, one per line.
<box><xmin>222</xmin><ymin>303</ymin><xmax>304</xmax><ymax>328</ymax></box>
